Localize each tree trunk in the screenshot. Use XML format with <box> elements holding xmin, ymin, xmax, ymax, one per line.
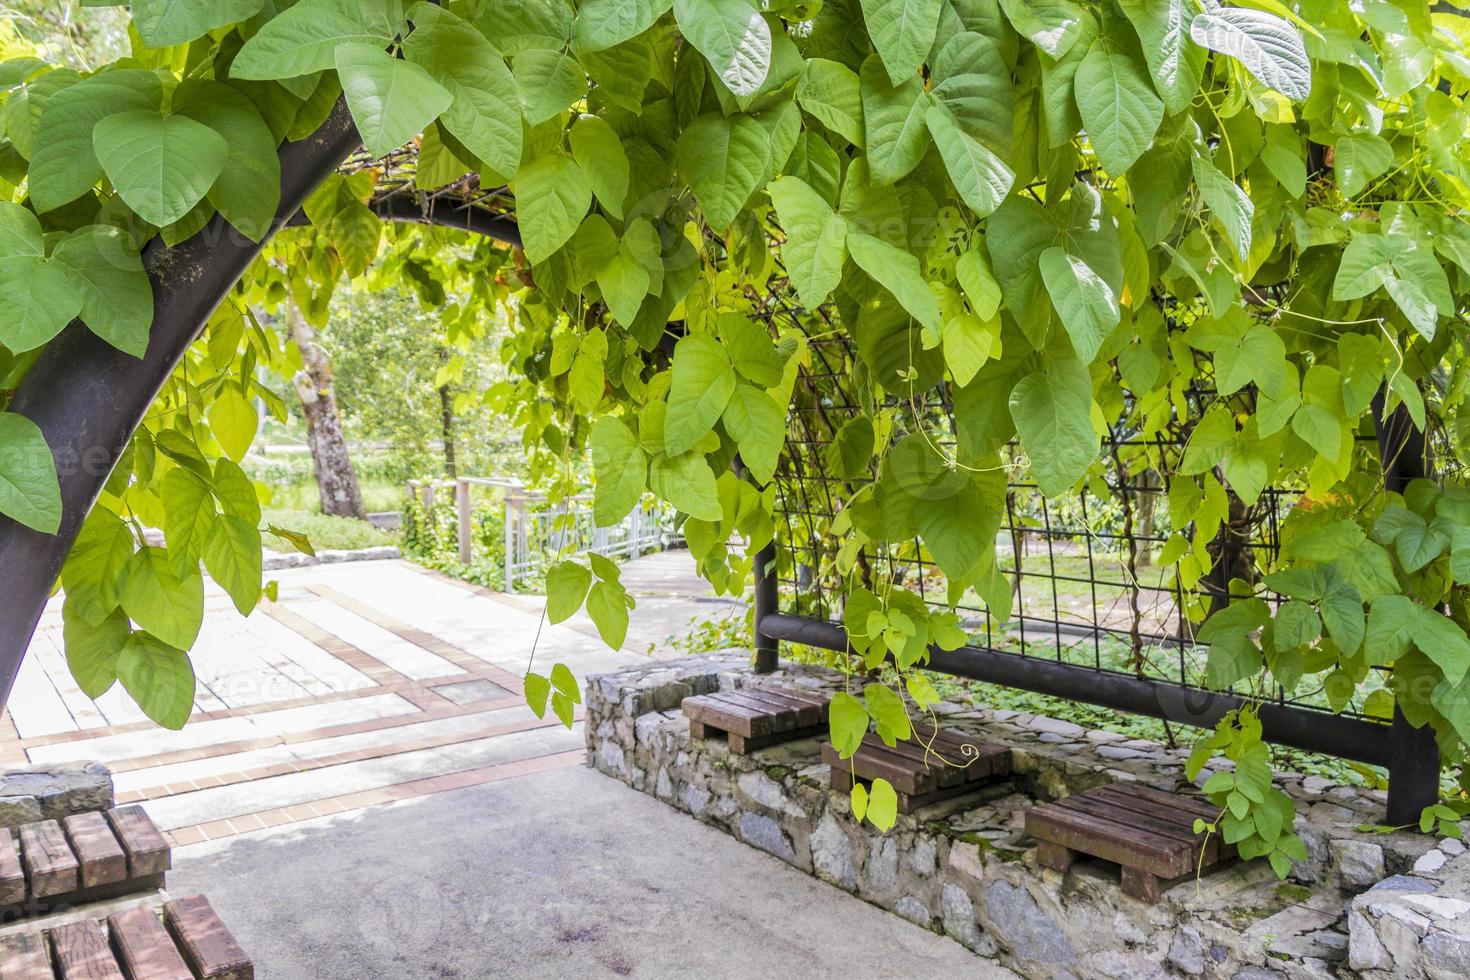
<box><xmin>286</xmin><ymin>302</ymin><xmax>367</xmax><ymax>520</ymax></box>
<box><xmin>437</xmin><ymin>348</ymin><xmax>457</xmax><ymax>479</ymax></box>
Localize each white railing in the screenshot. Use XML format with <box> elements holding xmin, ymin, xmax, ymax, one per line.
<box><xmin>406</xmin><ymin>477</ymin><xmax>675</xmax><ymax>591</ymax></box>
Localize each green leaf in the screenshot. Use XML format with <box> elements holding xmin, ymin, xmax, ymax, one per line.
<box><xmin>1118</xmin><ymin>0</ymin><xmax>1204</xmax><ymax>114</ymax></box>
<box><xmin>796</xmin><ymin>59</ymin><xmax>864</xmax><ymax>147</ymax></box>
<box><xmin>1260</xmin><ymin>124</ymin><xmax>1307</xmax><ymax>197</ymax></box>
<box><xmin>865</xmin><ymin>777</ymin><xmax>898</xmax><ymax>831</ymax></box>
<box><xmin>865</xmin><ymin>682</ymin><xmax>912</xmax><ymax>745</ymax></box>
<box><xmin>649</xmin><ymin>452</ymin><xmax>722</xmax><ymax>521</ymax></box>
<box><xmin>850</xmin><ymin>781</ymin><xmax>869</xmax><ymax>821</ymax></box>
<box><xmin>941</xmin><ymin>313</ymin><xmax>997</xmax><ymax>386</ymax></box>
<box><xmin>28</xmin><ymin>69</ymin><xmax>162</xmax><ymax>213</ymax></box>
<box><xmin>586</xmin><ymin>579</ymin><xmax>630</xmax><ymax>648</ymax></box>
<box><xmin>93</xmin><ymin>110</ymin><xmax>228</xmax><ymax>227</ymax></box>
<box><xmin>0</xmin><ymin>412</ymin><xmax>61</xmax><ymax>534</ymax></box>
<box><xmin>335</xmin><ymin>43</ymin><xmax>452</xmax><ymax>158</ymax></box>
<box><xmin>1410</xmin><ymin>604</ymin><xmax>1470</xmax><ymax>685</ymax></box>
<box><xmin>547</xmin><ymin>560</ymin><xmax>593</xmax><ymax>623</ymax></box>
<box><xmin>672</xmin><ymin>0</ymin><xmax>771</xmax><ymax>97</ymax></box>
<box><xmin>162</xmin><ymin>467</ymin><xmax>216</xmax><ymax>576</ymax></box>
<box><xmin>1334</xmin><ymin>134</ymin><xmax>1394</xmax><ymax>199</ymax></box>
<box><xmin>551</xmin><ymin>661</ymin><xmax>581</xmax><ymax>703</ymax></box>
<box><xmin>208</xmin><ymin>388</ymin><xmax>258</xmax><ymax>463</ymax></box>
<box><xmin>925</xmin><ymin>101</ymin><xmax>1013</xmax><ymax>217</ymax></box>
<box><xmin>118</xmin><ymin>633</ymin><xmax>196</xmax><ymax>730</ymax></box>
<box><xmin>516</xmin><ymin>152</ymin><xmax>592</xmax><ymax>264</ymax></box>
<box><xmin>860</xmin><ymin>55</ymin><xmax>927</xmax><ymax>185</ymax></box>
<box><xmin>828</xmin><ymin>690</ymin><xmax>869</xmax><ymax>756</ymax></box>
<box><xmin>847</xmin><ymin>232</ymin><xmax>941</xmax><ymax>335</ymax></box>
<box><xmin>955</xmin><ymin>248</ymin><xmax>1001</xmax><ymax>319</ymax></box>
<box><xmin>134</xmin><ymin>0</ymin><xmax>266</xmax><ymax>47</ymax></box>
<box><xmin>403</xmin><ymin>3</ymin><xmax>522</xmax><ymax>179</ymax></box>
<box><xmin>1039</xmin><ymin>246</ymin><xmax>1118</xmax><ymax>363</ymax></box>
<box><xmin>0</xmin><ymin>257</ymin><xmax>82</xmax><ymax>353</ymax></box>
<box><xmin>825</xmin><ymin>417</ymin><xmax>876</xmax><ymax>481</ymax></box>
<box><xmin>1075</xmin><ymin>40</ymin><xmax>1162</xmax><ymax>175</ymax></box>
<box><xmin>63</xmin><ymin>606</ymin><xmax>128</xmax><ymax>699</ymax></box>
<box><xmin>1009</xmin><ymin>357</ymin><xmax>1097</xmax><ymax>497</ymax></box>
<box><xmin>719</xmin><ymin>315</ymin><xmax>788</xmax><ymax>387</ymax></box>
<box><xmin>595</xmin><ymin>242</ymin><xmax>649</xmax><ymax>326</ymax></box>
<box><xmin>768</xmin><ymin>175</ymin><xmax>848</xmax><ymax>308</ymax></box>
<box><xmin>175</xmin><ymin>81</ymin><xmax>282</xmax><ymax>241</ymax></box>
<box><xmin>232</xmin><ymin>0</ymin><xmax>404</xmax><ymax>80</ymax></box>
<box><xmin>524</xmin><ymin>671</ymin><xmax>551</xmax><ymax>717</ymax></box>
<box><xmin>569</xmin><ymin>114</ymin><xmax>629</xmax><ymax>219</ymax></box>
<box><xmin>1192</xmin><ymin>154</ymin><xmax>1254</xmax><ymax>262</ymax></box>
<box><xmin>576</xmin><ymin>0</ymin><xmax>673</xmax><ymax>52</ymax></box>
<box><xmin>1189</xmin><ymin>7</ymin><xmax>1310</xmax><ymax>101</ymax></box>
<box><xmin>858</xmin><ymin>0</ymin><xmax>942</xmax><ymax>85</ymax></box>
<box><xmin>1274</xmin><ymin>599</ymin><xmax>1320</xmax><ymax>649</ymax></box>
<box><xmin>722</xmin><ymin>384</ymin><xmax>784</xmax><ymax>485</ymax></box>
<box><xmin>665</xmin><ymin>333</ymin><xmax>737</xmax><ymax>456</ymax></box>
<box><xmin>676</xmin><ymin>112</ymin><xmax>769</xmax><ymax>231</ymax></box>
<box><xmin>1364</xmin><ymin>594</ymin><xmax>1414</xmax><ymax>666</ymax></box>
<box><xmin>51</xmin><ymin>225</ymin><xmax>153</xmax><ymax>357</ymax></box>
<box><xmin>590</xmin><ymin>416</ymin><xmax>648</xmax><ymax>526</ymax></box>
<box><xmin>512</xmin><ymin>48</ymin><xmax>586</xmax><ymax>125</ymax></box>
<box><xmin>120</xmin><ymin>547</ymin><xmax>204</xmax><ymax>651</ymax></box>
<box><xmin>999</xmin><ymin>0</ymin><xmax>1085</xmax><ymax>58</ymax></box>
<box><xmin>61</xmin><ymin>508</ymin><xmax>134</xmax><ymax>625</ymax></box>
<box><xmin>203</xmin><ymin>515</ymin><xmax>263</xmax><ymax>616</ymax></box>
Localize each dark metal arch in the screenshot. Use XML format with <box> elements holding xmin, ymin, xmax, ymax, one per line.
<box><xmin>0</xmin><ymin>99</ymin><xmax>363</xmax><ymax>709</ymax></box>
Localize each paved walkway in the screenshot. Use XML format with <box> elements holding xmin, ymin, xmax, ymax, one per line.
<box><xmin>2</xmin><ymin>553</ymin><xmax>739</xmax><ymax>847</ymax></box>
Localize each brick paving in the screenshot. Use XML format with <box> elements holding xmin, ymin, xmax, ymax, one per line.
<box><xmin>8</xmin><ymin>554</ymin><xmax>727</xmax><ymax>851</ymax></box>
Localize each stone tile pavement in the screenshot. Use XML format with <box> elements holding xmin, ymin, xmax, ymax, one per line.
<box><xmin>2</xmin><ymin>552</ymin><xmax>739</xmax><ymax>850</ymax></box>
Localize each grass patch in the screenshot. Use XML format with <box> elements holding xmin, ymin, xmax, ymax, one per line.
<box><xmin>263</xmin><ymin>510</ymin><xmax>393</xmax><ymax>553</ymax></box>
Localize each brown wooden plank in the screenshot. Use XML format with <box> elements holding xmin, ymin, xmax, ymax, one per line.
<box><xmin>108</xmin><ymin>906</ymin><xmax>194</xmax><ymax>980</ymax></box>
<box><xmin>1026</xmin><ymin>803</ymin><xmax>1195</xmax><ymax>878</ymax></box>
<box><xmin>0</xmin><ymin>932</ymin><xmax>51</xmax><ymax>978</ymax></box>
<box><xmin>1052</xmin><ymin>795</ymin><xmax>1219</xmax><ymax>867</ymax></box>
<box><xmin>1121</xmin><ymin>865</ymin><xmax>1163</xmax><ymax>903</ymax></box>
<box><xmin>728</xmin><ymin>722</ymin><xmax>828</xmax><ymax>753</ymax></box>
<box><xmin>0</xmin><ymin>828</ymin><xmax>25</xmax><ymax>905</ymax></box>
<box><xmin>63</xmin><ymin>812</ymin><xmax>129</xmax><ymax>889</ymax></box>
<box><xmin>824</xmin><ymin>742</ymin><xmax>925</xmax><ymax>795</ymax></box>
<box><xmin>19</xmin><ymin>819</ymin><xmax>79</xmax><ymax>898</ymax></box>
<box><xmin>725</xmin><ymin>689</ymin><xmax>819</xmax><ymax>728</ymax></box>
<box><xmin>741</xmin><ymin>688</ymin><xmax>828</xmax><ymax>725</ymax></box>
<box><xmin>711</xmin><ymin>691</ymin><xmax>801</xmax><ymax>734</ymax></box>
<box><xmin>682</xmin><ymin>694</ymin><xmax>767</xmax><ymax>738</ymax></box>
<box><xmin>49</xmin><ymin>920</ymin><xmax>125</xmax><ymax>980</ymax></box>
<box><xmin>865</xmin><ymin>735</ymin><xmax>971</xmax><ymax>789</ymax></box>
<box><xmin>105</xmin><ymin>807</ymin><xmax>170</xmax><ymax>878</ymax></box>
<box><xmin>1098</xmin><ymin>782</ymin><xmax>1220</xmax><ymax>822</ymax></box>
<box><xmin>164</xmin><ymin>895</ymin><xmax>253</xmax><ymax>980</ymax></box>
<box><xmin>1079</xmin><ymin>788</ymin><xmax>1213</xmax><ymax>840</ymax></box>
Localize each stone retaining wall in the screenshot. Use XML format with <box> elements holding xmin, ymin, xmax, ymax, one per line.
<box><xmin>586</xmin><ymin>652</ymin><xmax>1470</xmax><ymax>979</ymax></box>
<box><xmin>0</xmin><ymin>762</ymin><xmax>113</xmax><ymax>829</ymax></box>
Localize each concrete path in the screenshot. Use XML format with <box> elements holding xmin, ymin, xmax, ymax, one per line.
<box><xmin>168</xmin><ymin>764</ymin><xmax>1018</xmax><ymax>979</ymax></box>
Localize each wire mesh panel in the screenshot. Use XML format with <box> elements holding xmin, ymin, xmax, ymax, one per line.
<box><xmin>759</xmin><ymin>303</ymin><xmax>1397</xmax><ymax>732</ymax></box>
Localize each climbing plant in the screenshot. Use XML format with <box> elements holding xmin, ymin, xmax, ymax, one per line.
<box><xmin>0</xmin><ymin>0</ymin><xmax>1468</xmax><ymax>875</ymax></box>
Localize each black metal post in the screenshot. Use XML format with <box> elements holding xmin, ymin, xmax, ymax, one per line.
<box><xmin>752</xmin><ymin>542</ymin><xmax>779</xmax><ymax>673</ymax></box>
<box><xmin>1373</xmin><ymin>391</ymin><xmax>1443</xmax><ymax>826</ymax></box>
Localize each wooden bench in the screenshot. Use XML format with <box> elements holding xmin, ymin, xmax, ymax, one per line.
<box><xmin>683</xmin><ymin>687</ymin><xmax>830</xmax><ymax>753</ymax></box>
<box><xmin>1</xmin><ymin>807</ymin><xmax>170</xmax><ymax>917</ymax></box>
<box><xmin>0</xmin><ymin>894</ymin><xmax>252</xmax><ymax>978</ymax></box>
<box><xmin>822</xmin><ymin>723</ymin><xmax>1012</xmax><ymax>813</ymax></box>
<box><xmin>1024</xmin><ymin>782</ymin><xmax>1233</xmax><ymax>902</ymax></box>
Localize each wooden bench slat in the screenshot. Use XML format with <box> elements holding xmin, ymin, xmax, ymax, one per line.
<box><xmin>728</xmin><ymin>689</ymin><xmax>822</xmax><ymax>727</ymax></box>
<box><xmin>741</xmin><ymin>688</ymin><xmax>828</xmax><ymax>724</ymax></box>
<box><xmin>0</xmin><ymin>829</ymin><xmax>25</xmax><ymax>905</ymax></box>
<box><xmin>19</xmin><ymin>819</ymin><xmax>79</xmax><ymax>899</ymax></box>
<box><xmin>49</xmin><ymin>920</ymin><xmax>125</xmax><ymax>980</ymax></box>
<box><xmin>1098</xmin><ymin>782</ymin><xmax>1220</xmax><ymax>822</ymax></box>
<box><xmin>710</xmin><ymin>691</ymin><xmax>801</xmax><ymax>735</ymax></box>
<box><xmin>165</xmin><ymin>895</ymin><xmax>253</xmax><ymax>980</ymax></box>
<box><xmin>1051</xmin><ymin>795</ymin><xmax>1220</xmax><ymax>867</ymax></box>
<box><xmin>1083</xmin><ymin>785</ymin><xmax>1217</xmax><ymax>833</ymax></box>
<box><xmin>823</xmin><ymin>739</ymin><xmax>931</xmax><ymax>794</ymax></box>
<box><xmin>683</xmin><ymin>694</ymin><xmax>768</xmax><ymax>737</ymax></box>
<box><xmin>1026</xmin><ymin>803</ymin><xmax>1196</xmax><ymax>878</ymax></box>
<box><xmin>0</xmin><ymin>932</ymin><xmax>50</xmax><ymax>979</ymax></box>
<box><xmin>684</xmin><ymin>687</ymin><xmax>831</xmax><ymax>751</ymax></box>
<box><xmin>63</xmin><ymin>812</ymin><xmax>129</xmax><ymax>889</ymax></box>
<box><xmin>108</xmin><ymin>906</ymin><xmax>194</xmax><ymax>980</ymax></box>
<box><xmin>105</xmin><ymin>807</ymin><xmax>170</xmax><ymax>878</ymax></box>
